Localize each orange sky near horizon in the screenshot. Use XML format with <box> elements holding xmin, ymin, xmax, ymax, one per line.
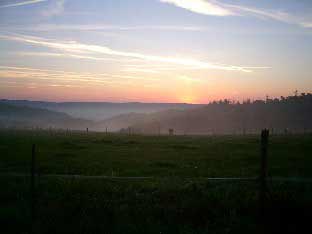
<box><xmin>0</xmin><ymin>0</ymin><xmax>311</xmax><ymax>103</ymax></box>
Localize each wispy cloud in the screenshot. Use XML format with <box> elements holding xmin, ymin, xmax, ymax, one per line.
<box><xmin>0</xmin><ymin>65</ymin><xmax>156</xmax><ymax>87</ymax></box>
<box><xmin>0</xmin><ymin>0</ymin><xmax>46</xmax><ymax>8</ymax></box>
<box><xmin>122</xmin><ymin>64</ymin><xmax>184</xmax><ymax>74</ymax></box>
<box><xmin>0</xmin><ymin>34</ymin><xmax>264</xmax><ymax>72</ymax></box>
<box><xmin>0</xmin><ymin>0</ymin><xmax>65</xmax><ymax>17</ymax></box>
<box><xmin>226</xmin><ymin>3</ymin><xmax>312</xmax><ymax>28</ymax></box>
<box><xmin>178</xmin><ymin>75</ymin><xmax>202</xmax><ymax>83</ymax></box>
<box><xmin>302</xmin><ymin>22</ymin><xmax>312</xmax><ymax>28</ymax></box>
<box><xmin>36</xmin><ymin>24</ymin><xmax>207</xmax><ymax>31</ymax></box>
<box><xmin>0</xmin><ymin>24</ymin><xmax>208</xmax><ymax>32</ymax></box>
<box><xmin>125</xmin><ymin>63</ymin><xmax>270</xmax><ymax>72</ymax></box>
<box><xmin>122</xmin><ymin>67</ymin><xmax>160</xmax><ymax>74</ymax></box>
<box><xmin>159</xmin><ymin>0</ymin><xmax>312</xmax><ymax>29</ymax></box>
<box><xmin>160</xmin><ymin>0</ymin><xmax>233</xmax><ymax>16</ymax></box>
<box><xmin>13</xmin><ymin>51</ymin><xmax>140</xmax><ymax>63</ymax></box>
<box><xmin>41</xmin><ymin>0</ymin><xmax>65</xmax><ymax>17</ymax></box>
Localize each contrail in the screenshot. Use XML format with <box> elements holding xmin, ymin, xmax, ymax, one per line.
<box><xmin>0</xmin><ymin>0</ymin><xmax>46</xmax><ymax>9</ymax></box>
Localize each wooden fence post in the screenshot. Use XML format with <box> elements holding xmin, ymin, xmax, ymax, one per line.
<box><xmin>260</xmin><ymin>129</ymin><xmax>269</xmax><ymax>215</ymax></box>
<box><xmin>30</xmin><ymin>144</ymin><xmax>36</xmax><ymax>233</ymax></box>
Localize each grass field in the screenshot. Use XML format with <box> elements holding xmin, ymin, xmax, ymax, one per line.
<box><xmin>1</xmin><ymin>130</ymin><xmax>312</xmax><ymax>234</ymax></box>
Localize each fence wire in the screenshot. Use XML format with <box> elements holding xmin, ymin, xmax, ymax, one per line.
<box><xmin>1</xmin><ymin>174</ymin><xmax>312</xmax><ymax>234</ymax></box>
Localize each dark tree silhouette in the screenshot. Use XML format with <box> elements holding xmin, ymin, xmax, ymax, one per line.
<box><xmin>131</xmin><ymin>93</ymin><xmax>312</xmax><ymax>135</ymax></box>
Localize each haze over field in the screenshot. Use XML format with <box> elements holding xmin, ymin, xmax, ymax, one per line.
<box><xmin>1</xmin><ymin>93</ymin><xmax>311</xmax><ymax>134</ymax></box>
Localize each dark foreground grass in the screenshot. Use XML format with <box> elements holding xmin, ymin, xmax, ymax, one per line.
<box><xmin>0</xmin><ymin>130</ymin><xmax>312</xmax><ymax>233</ymax></box>
<box><xmin>1</xmin><ymin>176</ymin><xmax>312</xmax><ymax>234</ymax></box>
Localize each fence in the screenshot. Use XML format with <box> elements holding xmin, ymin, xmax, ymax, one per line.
<box><xmin>1</xmin><ymin>129</ymin><xmax>312</xmax><ymax>234</ymax></box>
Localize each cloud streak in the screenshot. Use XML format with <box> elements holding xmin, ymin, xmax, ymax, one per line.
<box><xmin>14</xmin><ymin>51</ymin><xmax>140</xmax><ymax>63</ymax></box>
<box><xmin>0</xmin><ymin>23</ymin><xmax>208</xmax><ymax>34</ymax></box>
<box><xmin>226</xmin><ymin>3</ymin><xmax>312</xmax><ymax>28</ymax></box>
<box><xmin>19</xmin><ymin>24</ymin><xmax>207</xmax><ymax>32</ymax></box>
<box><xmin>159</xmin><ymin>0</ymin><xmax>312</xmax><ymax>28</ymax></box>
<box><xmin>0</xmin><ymin>66</ymin><xmax>156</xmax><ymax>87</ymax></box>
<box><xmin>0</xmin><ymin>0</ymin><xmax>46</xmax><ymax>8</ymax></box>
<box><xmin>160</xmin><ymin>0</ymin><xmax>233</xmax><ymax>16</ymax></box>
<box><xmin>0</xmin><ymin>34</ymin><xmax>262</xmax><ymax>72</ymax></box>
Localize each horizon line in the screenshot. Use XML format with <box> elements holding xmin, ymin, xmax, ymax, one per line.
<box><xmin>1</xmin><ymin>93</ymin><xmax>306</xmax><ymax>105</ymax></box>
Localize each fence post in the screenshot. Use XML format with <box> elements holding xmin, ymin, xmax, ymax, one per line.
<box><xmin>260</xmin><ymin>129</ymin><xmax>269</xmax><ymax>215</ymax></box>
<box><xmin>30</xmin><ymin>144</ymin><xmax>36</xmax><ymax>233</ymax></box>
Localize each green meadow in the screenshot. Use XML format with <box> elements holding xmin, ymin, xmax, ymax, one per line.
<box><xmin>1</xmin><ymin>130</ymin><xmax>312</xmax><ymax>234</ymax></box>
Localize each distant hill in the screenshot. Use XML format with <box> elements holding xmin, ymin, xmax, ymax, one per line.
<box><xmin>0</xmin><ymin>100</ymin><xmax>203</xmax><ymax>121</ymax></box>
<box><xmin>1</xmin><ymin>93</ymin><xmax>311</xmax><ymax>134</ymax></box>
<box><xmin>112</xmin><ymin>93</ymin><xmax>312</xmax><ymax>135</ymax></box>
<box><xmin>96</xmin><ymin>112</ymin><xmax>147</xmax><ymax>132</ymax></box>
<box><xmin>96</xmin><ymin>109</ymin><xmax>187</xmax><ymax>132</ymax></box>
<box><xmin>0</xmin><ymin>103</ymin><xmax>93</xmax><ymax>130</ymax></box>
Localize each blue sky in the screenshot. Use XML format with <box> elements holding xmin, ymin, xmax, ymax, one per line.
<box><xmin>0</xmin><ymin>0</ymin><xmax>311</xmax><ymax>102</ymax></box>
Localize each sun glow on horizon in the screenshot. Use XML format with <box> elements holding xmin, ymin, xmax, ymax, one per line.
<box><xmin>179</xmin><ymin>95</ymin><xmax>198</xmax><ymax>104</ymax></box>
<box><xmin>0</xmin><ymin>0</ymin><xmax>311</xmax><ymax>102</ymax></box>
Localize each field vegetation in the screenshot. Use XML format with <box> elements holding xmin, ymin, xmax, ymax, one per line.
<box><xmin>1</xmin><ymin>130</ymin><xmax>312</xmax><ymax>234</ymax></box>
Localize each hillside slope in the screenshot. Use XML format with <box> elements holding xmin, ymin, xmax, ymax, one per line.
<box><xmin>127</xmin><ymin>94</ymin><xmax>312</xmax><ymax>135</ymax></box>
<box><xmin>0</xmin><ymin>100</ymin><xmax>202</xmax><ymax>121</ymax></box>
<box><xmin>0</xmin><ymin>103</ymin><xmax>93</xmax><ymax>130</ymax></box>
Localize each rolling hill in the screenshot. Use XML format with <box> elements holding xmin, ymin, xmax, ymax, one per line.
<box><xmin>0</xmin><ymin>103</ymin><xmax>93</xmax><ymax>130</ymax></box>
<box><xmin>109</xmin><ymin>94</ymin><xmax>312</xmax><ymax>135</ymax></box>
<box><xmin>0</xmin><ymin>100</ymin><xmax>203</xmax><ymax>121</ymax></box>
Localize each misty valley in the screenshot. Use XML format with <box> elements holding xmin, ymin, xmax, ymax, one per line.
<box><xmin>1</xmin><ymin>93</ymin><xmax>312</xmax><ymax>234</ymax></box>
<box><xmin>1</xmin><ymin>93</ymin><xmax>311</xmax><ymax>135</ymax></box>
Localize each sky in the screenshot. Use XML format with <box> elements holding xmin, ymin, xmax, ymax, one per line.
<box><xmin>0</xmin><ymin>0</ymin><xmax>311</xmax><ymax>103</ymax></box>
